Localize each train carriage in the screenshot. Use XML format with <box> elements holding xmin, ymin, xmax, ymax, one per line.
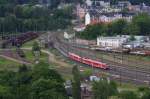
<box><xmin>68</xmin><ymin>52</ymin><xmax>109</xmax><ymax>70</ymax></box>
<box><xmin>69</xmin><ymin>52</ymin><xmax>82</xmax><ymax>62</ymax></box>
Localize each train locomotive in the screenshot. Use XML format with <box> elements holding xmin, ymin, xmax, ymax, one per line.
<box><xmin>69</xmin><ymin>52</ymin><xmax>109</xmax><ymax>70</ymax></box>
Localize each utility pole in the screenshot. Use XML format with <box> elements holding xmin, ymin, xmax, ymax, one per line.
<box><xmin>135</xmin><ymin>53</ymin><xmax>138</xmax><ymax>84</ymax></box>
<box><xmin>120</xmin><ymin>68</ymin><xmax>122</xmax><ymax>86</ymax></box>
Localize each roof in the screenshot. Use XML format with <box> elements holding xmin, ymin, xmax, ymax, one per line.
<box><xmin>83</xmin><ymin>57</ymin><xmax>103</xmax><ymax>64</ymax></box>
<box><xmin>88</xmin><ymin>10</ymin><xmax>134</xmax><ymax>17</ymax></box>
<box><xmin>97</xmin><ymin>36</ymin><xmax>126</xmax><ymax>40</ymax></box>
<box><xmin>69</xmin><ymin>52</ymin><xmax>81</xmax><ymax>58</ymax></box>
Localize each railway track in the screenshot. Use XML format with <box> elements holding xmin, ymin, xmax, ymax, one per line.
<box><xmin>47</xmin><ymin>32</ymin><xmax>150</xmax><ymax>86</ymax></box>
<box><xmin>60</xmin><ymin>40</ymin><xmax>150</xmax><ymax>73</ymax></box>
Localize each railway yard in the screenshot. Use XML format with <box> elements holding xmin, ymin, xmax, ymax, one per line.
<box><xmin>0</xmin><ymin>31</ymin><xmax>150</xmax><ymax>86</ymax></box>
<box><xmin>50</xmin><ymin>32</ymin><xmax>150</xmax><ymax>86</ymax></box>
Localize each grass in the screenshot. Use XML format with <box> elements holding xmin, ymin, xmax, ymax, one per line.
<box><xmin>0</xmin><ymin>57</ymin><xmax>21</xmax><ymax>71</ymax></box>
<box><xmin>117</xmin><ymin>83</ymin><xmax>138</xmax><ymax>92</ymax></box>
<box><xmin>143</xmin><ymin>56</ymin><xmax>150</xmax><ymax>61</ymax></box>
<box><xmin>24</xmin><ymin>50</ymin><xmax>49</xmax><ymax>63</ymax></box>
<box><xmin>22</xmin><ymin>40</ymin><xmax>37</xmax><ymax>48</ymax></box>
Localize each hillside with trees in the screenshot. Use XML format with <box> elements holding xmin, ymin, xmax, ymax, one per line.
<box><xmin>78</xmin><ymin>13</ymin><xmax>150</xmax><ymax>40</ymax></box>
<box><xmin>0</xmin><ymin>0</ymin><xmax>75</xmax><ymax>34</ymax></box>
<box><xmin>0</xmin><ymin>62</ymin><xmax>68</xmax><ymax>99</ymax></box>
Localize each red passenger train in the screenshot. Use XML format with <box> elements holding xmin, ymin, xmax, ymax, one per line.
<box><xmin>69</xmin><ymin>52</ymin><xmax>109</xmax><ymax>70</ymax></box>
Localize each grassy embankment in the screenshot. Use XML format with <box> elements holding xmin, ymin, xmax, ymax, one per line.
<box><xmin>0</xmin><ymin>57</ymin><xmax>21</xmax><ymax>71</ymax></box>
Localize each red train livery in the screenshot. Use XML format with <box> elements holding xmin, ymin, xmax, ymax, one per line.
<box><xmin>69</xmin><ymin>52</ymin><xmax>109</xmax><ymax>70</ymax></box>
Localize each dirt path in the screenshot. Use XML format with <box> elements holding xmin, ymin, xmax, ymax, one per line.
<box><xmin>21</xmin><ymin>47</ymin><xmax>70</xmax><ymax>68</ymax></box>
<box><xmin>21</xmin><ymin>47</ymin><xmax>73</xmax><ymax>76</ymax></box>
<box><xmin>0</xmin><ymin>48</ymin><xmax>71</xmax><ymax>70</ymax></box>
<box><xmin>0</xmin><ymin>55</ymin><xmax>31</xmax><ymax>65</ymax></box>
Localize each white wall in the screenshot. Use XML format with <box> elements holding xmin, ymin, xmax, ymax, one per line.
<box><xmin>97</xmin><ymin>37</ymin><xmax>128</xmax><ymax>48</ymax></box>
<box><xmin>85</xmin><ymin>12</ymin><xmax>91</xmax><ymax>25</ymax></box>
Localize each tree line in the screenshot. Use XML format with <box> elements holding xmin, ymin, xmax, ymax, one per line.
<box><xmin>78</xmin><ymin>13</ymin><xmax>150</xmax><ymax>40</ymax></box>
<box><xmin>0</xmin><ymin>62</ymin><xmax>69</xmax><ymax>99</ymax></box>
<box><xmin>0</xmin><ymin>0</ymin><xmax>74</xmax><ymax>34</ymax></box>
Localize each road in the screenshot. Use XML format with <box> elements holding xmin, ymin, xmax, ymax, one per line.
<box><xmin>46</xmin><ymin>31</ymin><xmax>150</xmax><ymax>86</ymax></box>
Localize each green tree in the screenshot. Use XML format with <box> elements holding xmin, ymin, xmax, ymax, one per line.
<box><xmin>0</xmin><ymin>85</ymin><xmax>12</xmax><ymax>99</ymax></box>
<box><xmin>110</xmin><ymin>19</ymin><xmax>128</xmax><ymax>35</ymax></box>
<box><xmin>32</xmin><ymin>62</ymin><xmax>64</xmax><ymax>83</ymax></box>
<box><xmin>78</xmin><ymin>24</ymin><xmax>107</xmax><ymax>40</ymax></box>
<box><xmin>124</xmin><ymin>23</ymin><xmax>140</xmax><ymax>35</ymax></box>
<box><xmin>31</xmin><ymin>62</ymin><xmax>67</xmax><ymax>99</ymax></box>
<box><xmin>132</xmin><ymin>13</ymin><xmax>150</xmax><ymax>35</ymax></box>
<box><xmin>12</xmin><ymin>65</ymin><xmax>32</xmax><ymax>99</ymax></box>
<box><xmin>81</xmin><ymin>69</ymin><xmax>92</xmax><ymax>79</ymax></box>
<box><xmin>32</xmin><ymin>41</ymin><xmax>41</xmax><ymax>54</ymax></box>
<box><xmin>0</xmin><ymin>62</ymin><xmax>68</xmax><ymax>99</ymax></box>
<box><xmin>92</xmin><ymin>79</ymin><xmax>118</xmax><ymax>99</ymax></box>
<box><xmin>31</xmin><ymin>78</ymin><xmax>68</xmax><ymax>99</ymax></box>
<box><xmin>72</xmin><ymin>65</ymin><xmax>81</xmax><ymax>99</ymax></box>
<box><xmin>141</xmin><ymin>90</ymin><xmax>150</xmax><ymax>99</ymax></box>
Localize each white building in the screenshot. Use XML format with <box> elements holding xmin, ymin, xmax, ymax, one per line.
<box><xmin>86</xmin><ymin>0</ymin><xmax>110</xmax><ymax>8</ymax></box>
<box><xmin>117</xmin><ymin>1</ymin><xmax>132</xmax><ymax>9</ymax></box>
<box><xmin>97</xmin><ymin>37</ymin><xmax>128</xmax><ymax>48</ymax></box>
<box><xmin>86</xmin><ymin>0</ymin><xmax>92</xmax><ymax>7</ymax></box>
<box><xmin>99</xmin><ymin>14</ymin><xmax>123</xmax><ymax>23</ymax></box>
<box><xmin>85</xmin><ymin>12</ymin><xmax>91</xmax><ymax>25</ymax></box>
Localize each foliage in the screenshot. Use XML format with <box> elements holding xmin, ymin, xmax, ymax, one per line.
<box><xmin>32</xmin><ymin>41</ymin><xmax>41</xmax><ymax>54</ymax></box>
<box><xmin>72</xmin><ymin>66</ymin><xmax>81</xmax><ymax>99</ymax></box>
<box><xmin>132</xmin><ymin>13</ymin><xmax>150</xmax><ymax>35</ymax></box>
<box><xmin>118</xmin><ymin>91</ymin><xmax>139</xmax><ymax>99</ymax></box>
<box><xmin>138</xmin><ymin>86</ymin><xmax>150</xmax><ymax>92</ymax></box>
<box><xmin>81</xmin><ymin>69</ymin><xmax>92</xmax><ymax>78</ymax></box>
<box><xmin>0</xmin><ymin>62</ymin><xmax>68</xmax><ymax>99</ymax></box>
<box><xmin>125</xmin><ymin>23</ymin><xmax>140</xmax><ymax>35</ymax></box>
<box><xmin>110</xmin><ymin>19</ymin><xmax>128</xmax><ymax>35</ymax></box>
<box><xmin>92</xmin><ymin>79</ymin><xmax>118</xmax><ymax>99</ymax></box>
<box><xmin>78</xmin><ymin>23</ymin><xmax>108</xmax><ymax>40</ymax></box>
<box><xmin>141</xmin><ymin>90</ymin><xmax>150</xmax><ymax>99</ymax></box>
<box><xmin>0</xmin><ymin>1</ymin><xmax>72</xmax><ymax>34</ymax></box>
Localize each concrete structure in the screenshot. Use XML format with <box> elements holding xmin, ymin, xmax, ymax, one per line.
<box><xmin>76</xmin><ymin>39</ymin><xmax>96</xmax><ymax>45</ymax></box>
<box><xmin>97</xmin><ymin>36</ymin><xmax>128</xmax><ymax>48</ymax></box>
<box><xmin>122</xmin><ymin>35</ymin><xmax>150</xmax><ymax>49</ymax></box>
<box><xmin>64</xmin><ymin>32</ymin><xmax>75</xmax><ymax>39</ymax></box>
<box><xmin>73</xmin><ymin>25</ymin><xmax>86</xmax><ymax>32</ymax></box>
